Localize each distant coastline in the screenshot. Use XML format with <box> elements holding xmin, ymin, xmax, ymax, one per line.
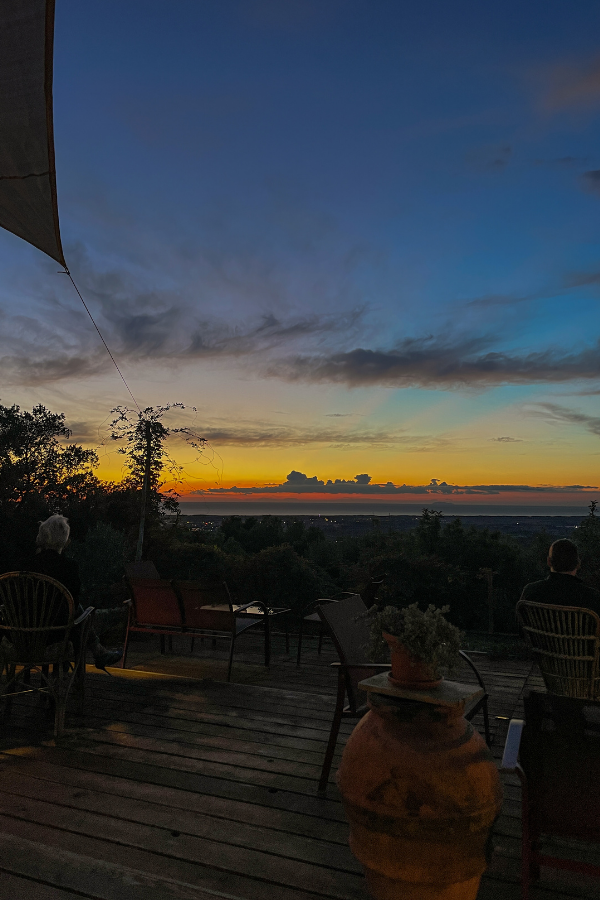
<box><xmin>177</xmin><ymin>501</ymin><xmax>592</xmax><ymax>517</ymax></box>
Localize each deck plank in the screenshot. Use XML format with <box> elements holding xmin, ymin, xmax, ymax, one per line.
<box><xmin>0</xmin><ymin>637</ymin><xmax>596</xmax><ymax>900</ymax></box>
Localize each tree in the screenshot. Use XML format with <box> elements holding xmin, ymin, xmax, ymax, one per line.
<box><xmin>0</xmin><ymin>403</ymin><xmax>99</xmax><ymax>510</ymax></box>
<box><xmin>574</xmin><ymin>500</ymin><xmax>600</xmax><ymax>589</ymax></box>
<box><xmin>110</xmin><ymin>405</ymin><xmax>205</xmax><ymax>560</ymax></box>
<box><xmin>416</xmin><ymin>508</ymin><xmax>443</xmax><ymax>553</ymax></box>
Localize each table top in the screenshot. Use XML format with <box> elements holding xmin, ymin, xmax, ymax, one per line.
<box><xmin>200</xmin><ymin>604</ymin><xmax>289</xmax><ymax>616</ymax></box>
<box><xmin>359</xmin><ymin>672</ymin><xmax>485</xmax><ymax>708</ymax></box>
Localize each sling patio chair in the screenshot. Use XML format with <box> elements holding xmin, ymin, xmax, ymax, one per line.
<box><xmin>316</xmin><ymin>593</ymin><xmax>491</xmax><ymax>793</ymax></box>
<box><xmin>124</xmin><ymin>560</ymin><xmax>160</xmax><ymax>581</ymax></box>
<box><xmin>516</xmin><ymin>599</ymin><xmax>600</xmax><ymax>699</ymax></box>
<box><xmin>296</xmin><ymin>574</ymin><xmax>386</xmax><ymax>666</ymax></box>
<box><xmin>172</xmin><ymin>580</ymin><xmax>285</xmax><ymax>681</ymax></box>
<box><xmin>0</xmin><ymin>571</ymin><xmax>94</xmax><ymax>737</ymax></box>
<box><xmin>502</xmin><ymin>691</ymin><xmax>600</xmax><ymax>899</ymax></box>
<box><xmin>121</xmin><ymin>577</ymin><xmax>184</xmax><ymax>666</ymax></box>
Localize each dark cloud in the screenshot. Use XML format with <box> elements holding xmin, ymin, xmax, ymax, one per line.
<box><xmin>527</xmin><ymin>402</ymin><xmax>600</xmax><ymax>437</ymax></box>
<box><xmin>464</xmin><ymin>293</ymin><xmax>533</xmax><ymax>309</ymax></box>
<box><xmin>192</xmin><ymin>470</ymin><xmax>597</xmax><ymax>496</ymax></box>
<box><xmin>564</xmin><ymin>270</ymin><xmax>600</xmax><ymax>288</ymax></box>
<box><xmin>466</xmin><ymin>145</ymin><xmax>512</xmax><ymax>172</ymax></box>
<box><xmin>491</xmin><ymin>436</ymin><xmax>522</xmax><ymax>443</ymax></box>
<box><xmin>581</xmin><ymin>170</ymin><xmax>600</xmax><ymax>194</ymax></box>
<box><xmin>269</xmin><ymin>335</ymin><xmax>600</xmax><ymax>389</ymax></box>
<box><xmin>533</xmin><ymin>156</ymin><xmax>591</xmax><ymax>167</ymax></box>
<box><xmin>175</xmin><ymin>420</ymin><xmax>452</xmax><ymax>451</ymax></box>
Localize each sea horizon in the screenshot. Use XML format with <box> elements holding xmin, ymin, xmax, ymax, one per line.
<box><xmin>176</xmin><ymin>501</ymin><xmax>592</xmax><ymax>517</ymax></box>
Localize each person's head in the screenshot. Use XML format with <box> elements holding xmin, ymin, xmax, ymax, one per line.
<box><xmin>548</xmin><ymin>538</ymin><xmax>580</xmax><ymax>574</ymax></box>
<box><xmin>36</xmin><ymin>515</ymin><xmax>70</xmax><ymax>553</ymax></box>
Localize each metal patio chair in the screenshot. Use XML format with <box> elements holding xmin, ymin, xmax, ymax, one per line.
<box><xmin>516</xmin><ymin>599</ymin><xmax>600</xmax><ymax>699</ymax></box>
<box><xmin>172</xmin><ymin>580</ymin><xmax>287</xmax><ymax>681</ymax></box>
<box><xmin>0</xmin><ymin>571</ymin><xmax>94</xmax><ymax>737</ymax></box>
<box><xmin>317</xmin><ymin>593</ymin><xmax>491</xmax><ymax>793</ymax></box>
<box><xmin>121</xmin><ymin>577</ymin><xmax>184</xmax><ymax>666</ymax></box>
<box><xmin>296</xmin><ymin>574</ymin><xmax>386</xmax><ymax>665</ymax></box>
<box><xmin>502</xmin><ymin>691</ymin><xmax>600</xmax><ymax>899</ymax></box>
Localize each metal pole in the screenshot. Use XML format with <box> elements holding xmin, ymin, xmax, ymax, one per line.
<box><xmin>134</xmin><ymin>420</ymin><xmax>152</xmax><ymax>562</ymax></box>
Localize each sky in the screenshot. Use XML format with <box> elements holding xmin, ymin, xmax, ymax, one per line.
<box><xmin>2</xmin><ymin>0</ymin><xmax>600</xmax><ymax>514</ymax></box>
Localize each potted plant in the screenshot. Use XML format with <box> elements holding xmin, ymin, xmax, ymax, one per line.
<box><xmin>365</xmin><ymin>603</ymin><xmax>462</xmax><ymax>688</ymax></box>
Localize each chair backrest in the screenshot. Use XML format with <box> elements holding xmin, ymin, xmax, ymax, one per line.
<box><xmin>125</xmin><ymin>560</ymin><xmax>160</xmax><ymax>581</ymax></box>
<box><xmin>360</xmin><ymin>574</ymin><xmax>386</xmax><ymax>609</ymax></box>
<box><xmin>520</xmin><ymin>691</ymin><xmax>600</xmax><ymax>840</ymax></box>
<box><xmin>317</xmin><ymin>594</ymin><xmax>375</xmax><ymax>711</ymax></box>
<box><xmin>0</xmin><ymin>571</ymin><xmax>74</xmax><ymax>662</ymax></box>
<box><xmin>129</xmin><ymin>578</ymin><xmax>183</xmax><ymax>627</ymax></box>
<box><xmin>517</xmin><ymin>599</ymin><xmax>600</xmax><ymax>699</ymax></box>
<box><xmin>172</xmin><ymin>581</ymin><xmax>235</xmax><ymax>632</ymax></box>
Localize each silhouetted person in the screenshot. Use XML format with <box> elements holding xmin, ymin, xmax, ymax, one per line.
<box><xmin>519</xmin><ymin>538</ymin><xmax>600</xmax><ymax>617</ymax></box>
<box><xmin>30</xmin><ymin>515</ymin><xmax>124</xmax><ymax>670</ymax></box>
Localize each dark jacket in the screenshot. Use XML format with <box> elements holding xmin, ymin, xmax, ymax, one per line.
<box><xmin>28</xmin><ymin>549</ymin><xmax>82</xmax><ymax>627</ymax></box>
<box><xmin>519</xmin><ymin>571</ymin><xmax>600</xmax><ymax>618</ymax></box>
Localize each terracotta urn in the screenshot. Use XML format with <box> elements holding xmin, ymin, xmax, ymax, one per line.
<box><xmin>382</xmin><ymin>631</ymin><xmax>442</xmax><ymax>689</ymax></box>
<box><xmin>337</xmin><ymin>689</ymin><xmax>503</xmax><ymax>900</ymax></box>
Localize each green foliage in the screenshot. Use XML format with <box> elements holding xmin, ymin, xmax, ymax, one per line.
<box><xmin>67</xmin><ymin>522</ymin><xmax>126</xmax><ymax>606</ymax></box>
<box><xmin>0</xmin><ymin>403</ymin><xmax>99</xmax><ymax>510</ymax></box>
<box><xmin>233</xmin><ymin>544</ymin><xmax>327</xmax><ymax>614</ymax></box>
<box><xmin>574</xmin><ymin>501</ymin><xmax>600</xmax><ymax>589</ymax></box>
<box><xmin>109</xmin><ymin>404</ymin><xmax>206</xmax><ymax>518</ymax></box>
<box><xmin>219</xmin><ymin>515</ymin><xmax>324</xmax><ymax>557</ymax></box>
<box><xmin>365</xmin><ymin>603</ymin><xmax>463</xmax><ymax>674</ymax></box>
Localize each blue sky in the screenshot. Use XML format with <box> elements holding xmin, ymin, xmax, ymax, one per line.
<box><xmin>2</xmin><ymin>0</ymin><xmax>600</xmax><ymax>510</ymax></box>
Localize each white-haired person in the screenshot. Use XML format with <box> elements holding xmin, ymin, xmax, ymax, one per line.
<box><xmin>30</xmin><ymin>515</ymin><xmax>123</xmax><ymax>670</ymax></box>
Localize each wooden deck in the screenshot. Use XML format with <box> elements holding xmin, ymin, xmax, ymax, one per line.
<box><xmin>0</xmin><ymin>631</ymin><xmax>598</xmax><ymax>900</ymax></box>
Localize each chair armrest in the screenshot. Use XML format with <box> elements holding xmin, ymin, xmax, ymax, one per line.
<box><xmin>459</xmin><ymin>650</ymin><xmax>486</xmax><ymax>690</ymax></box>
<box><xmin>234</xmin><ymin>601</ymin><xmax>269</xmax><ymax>616</ymax></box>
<box><xmin>331</xmin><ymin>662</ymin><xmax>391</xmax><ymax>670</ymax></box>
<box><xmin>74</xmin><ymin>606</ymin><xmax>95</xmax><ymax>626</ymax></box>
<box><xmin>500</xmin><ymin>718</ymin><xmax>524</xmax><ymax>772</ymax></box>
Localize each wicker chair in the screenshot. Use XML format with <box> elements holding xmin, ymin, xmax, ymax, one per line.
<box><xmin>0</xmin><ymin>572</ymin><xmax>94</xmax><ymax>737</ymax></box>
<box><xmin>516</xmin><ymin>599</ymin><xmax>600</xmax><ymax>699</ymax></box>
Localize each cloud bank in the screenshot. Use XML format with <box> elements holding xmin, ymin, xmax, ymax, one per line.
<box><xmin>191</xmin><ymin>471</ymin><xmax>598</xmax><ymax>497</ymax></box>
<box><xmin>268</xmin><ymin>335</ymin><xmax>600</xmax><ymax>389</ymax></box>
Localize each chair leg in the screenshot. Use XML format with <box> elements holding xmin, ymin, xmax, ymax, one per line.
<box><xmin>120</xmin><ymin>618</ymin><xmax>131</xmax><ymax>668</ymax></box>
<box><xmin>54</xmin><ymin>699</ymin><xmax>66</xmax><ymax>738</ymax></box>
<box><xmin>264</xmin><ymin>616</ymin><xmax>271</xmax><ymax>668</ymax></box>
<box><xmin>3</xmin><ymin>665</ymin><xmax>15</xmax><ymax>721</ymax></box>
<box><xmin>75</xmin><ymin>657</ymin><xmax>86</xmax><ymax>715</ymax></box>
<box><xmin>160</xmin><ymin>635</ymin><xmax>166</xmax><ymax>655</ymax></box>
<box><xmin>284</xmin><ymin>621</ymin><xmax>289</xmax><ymax>654</ymax></box>
<box><xmin>190</xmin><ymin>638</ymin><xmax>195</xmax><ymax>653</ymax></box>
<box><xmin>318</xmin><ymin>625</ymin><xmax>324</xmax><ymax>655</ymax></box>
<box><xmin>318</xmin><ymin>669</ymin><xmax>346</xmax><ymax>793</ymax></box>
<box><xmin>167</xmin><ymin>636</ymin><xmax>173</xmax><ymax>653</ymax></box>
<box><xmin>227</xmin><ymin>636</ymin><xmax>235</xmax><ymax>682</ymax></box>
<box><xmin>296</xmin><ymin>617</ymin><xmax>304</xmax><ymax>666</ymax></box>
<box><xmin>482</xmin><ymin>695</ymin><xmax>491</xmax><ymax>747</ymax></box>
<box><xmin>520</xmin><ymin>772</ymin><xmax>535</xmax><ymax>900</ymax></box>
<box><xmin>53</xmin><ymin>671</ymin><xmax>67</xmax><ymax>738</ymax></box>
